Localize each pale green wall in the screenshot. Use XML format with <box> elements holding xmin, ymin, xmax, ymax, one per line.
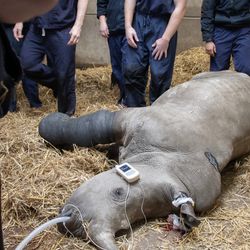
<box><xmin>76</xmin><ymin>0</ymin><xmax>203</xmax><ymax>66</ymax></box>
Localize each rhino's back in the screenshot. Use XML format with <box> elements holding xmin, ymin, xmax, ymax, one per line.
<box><xmin>155</xmin><ymin>71</ymin><xmax>250</xmax><ymax>108</ymax></box>
<box><xmin>118</xmin><ymin>71</ymin><xmax>250</xmax><ymax>165</ymax></box>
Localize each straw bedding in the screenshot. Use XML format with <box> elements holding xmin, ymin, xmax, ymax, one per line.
<box><xmin>0</xmin><ymin>47</ymin><xmax>249</xmax><ymax>249</ymax></box>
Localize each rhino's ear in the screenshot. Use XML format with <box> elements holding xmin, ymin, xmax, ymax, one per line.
<box><xmin>180</xmin><ymin>203</ymin><xmax>200</xmax><ymax>230</ymax></box>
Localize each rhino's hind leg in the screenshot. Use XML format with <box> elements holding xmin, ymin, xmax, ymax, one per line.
<box><xmin>39</xmin><ymin>110</ymin><xmax>117</xmax><ymax>148</ymax></box>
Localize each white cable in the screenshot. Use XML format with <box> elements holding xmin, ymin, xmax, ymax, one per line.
<box><xmin>15</xmin><ymin>216</ymin><xmax>70</xmax><ymax>250</ymax></box>
<box><xmin>124</xmin><ymin>181</ymin><xmax>148</xmax><ymax>250</ymax></box>
<box><xmin>124</xmin><ymin>183</ymin><xmax>134</xmax><ymax>250</ymax></box>
<box><xmin>63</xmin><ymin>203</ymin><xmax>107</xmax><ymax>250</ymax></box>
<box><xmin>138</xmin><ymin>182</ymin><xmax>147</xmax><ymax>225</ymax></box>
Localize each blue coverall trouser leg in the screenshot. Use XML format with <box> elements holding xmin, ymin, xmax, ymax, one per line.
<box><xmin>108</xmin><ymin>34</ymin><xmax>126</xmax><ymax>104</ymax></box>
<box><xmin>211</xmin><ymin>26</ymin><xmax>250</xmax><ymax>76</ymax></box>
<box><xmin>4</xmin><ymin>25</ymin><xmax>41</xmax><ymax>109</ymax></box>
<box><xmin>123</xmin><ymin>13</ymin><xmax>177</xmax><ymax>107</ymax></box>
<box><xmin>21</xmin><ymin>25</ymin><xmax>76</xmax><ymax>115</ymax></box>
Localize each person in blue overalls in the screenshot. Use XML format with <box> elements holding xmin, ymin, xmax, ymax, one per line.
<box><xmin>123</xmin><ymin>0</ymin><xmax>187</xmax><ymax>107</ymax></box>
<box><xmin>1</xmin><ymin>2</ymin><xmax>59</xmax><ymax>249</ymax></box>
<box><xmin>15</xmin><ymin>0</ymin><xmax>89</xmax><ymax>116</ymax></box>
<box><xmin>3</xmin><ymin>22</ymin><xmax>42</xmax><ymax>111</ymax></box>
<box><xmin>201</xmin><ymin>0</ymin><xmax>250</xmax><ymax>76</ymax></box>
<box><xmin>97</xmin><ymin>0</ymin><xmax>126</xmax><ymax>105</ymax></box>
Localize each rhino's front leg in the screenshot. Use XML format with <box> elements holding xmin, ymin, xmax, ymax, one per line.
<box><xmin>164</xmin><ymin>181</ymin><xmax>200</xmax><ymax>232</ymax></box>
<box><xmin>171</xmin><ymin>192</ymin><xmax>200</xmax><ymax>232</ymax></box>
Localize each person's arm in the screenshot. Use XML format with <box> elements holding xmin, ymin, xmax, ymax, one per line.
<box><xmin>201</xmin><ymin>0</ymin><xmax>217</xmax><ymax>57</ymax></box>
<box><xmin>98</xmin><ymin>15</ymin><xmax>109</xmax><ymax>38</ymax></box>
<box><xmin>125</xmin><ymin>0</ymin><xmax>138</xmax><ymax>48</ymax></box>
<box><xmin>68</xmin><ymin>0</ymin><xmax>89</xmax><ymax>45</ymax></box>
<box><xmin>152</xmin><ymin>0</ymin><xmax>187</xmax><ymax>60</ymax></box>
<box><xmin>0</xmin><ymin>0</ymin><xmax>58</xmax><ymax>23</ymax></box>
<box><xmin>97</xmin><ymin>0</ymin><xmax>109</xmax><ymax>38</ymax></box>
<box><xmin>13</xmin><ymin>22</ymin><xmax>24</xmax><ymax>42</ymax></box>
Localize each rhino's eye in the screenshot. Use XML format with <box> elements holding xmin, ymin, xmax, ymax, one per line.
<box><xmin>110</xmin><ymin>187</ymin><xmax>126</xmax><ymax>202</ymax></box>
<box><xmin>115</xmin><ymin>188</ymin><xmax>123</xmax><ymax>196</ymax></box>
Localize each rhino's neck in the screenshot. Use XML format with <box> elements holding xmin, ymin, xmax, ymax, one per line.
<box><xmin>122</xmin><ymin>151</ymin><xmax>222</xmax><ymax>212</ymax></box>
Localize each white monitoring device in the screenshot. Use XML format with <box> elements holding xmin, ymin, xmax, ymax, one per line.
<box><xmin>115</xmin><ymin>163</ymin><xmax>140</xmax><ymax>183</ymax></box>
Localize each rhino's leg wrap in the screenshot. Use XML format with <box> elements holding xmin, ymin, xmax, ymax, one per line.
<box><xmin>39</xmin><ymin>110</ymin><xmax>117</xmax><ymax>147</ymax></box>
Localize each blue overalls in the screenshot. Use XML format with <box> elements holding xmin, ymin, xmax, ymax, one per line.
<box><xmin>0</xmin><ymin>24</ymin><xmax>22</xmax><ymax>118</ymax></box>
<box><xmin>3</xmin><ymin>23</ymin><xmax>42</xmax><ymax>109</ymax></box>
<box><xmin>21</xmin><ymin>0</ymin><xmax>78</xmax><ymax>115</ymax></box>
<box><xmin>108</xmin><ymin>35</ymin><xmax>126</xmax><ymax>104</ymax></box>
<box><xmin>97</xmin><ymin>0</ymin><xmax>126</xmax><ymax>104</ymax></box>
<box><xmin>211</xmin><ymin>26</ymin><xmax>250</xmax><ymax>75</ymax></box>
<box><xmin>123</xmin><ymin>0</ymin><xmax>177</xmax><ymax>107</ymax></box>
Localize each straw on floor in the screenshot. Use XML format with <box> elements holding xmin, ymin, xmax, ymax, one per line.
<box><xmin>0</xmin><ymin>47</ymin><xmax>249</xmax><ymax>250</ymax></box>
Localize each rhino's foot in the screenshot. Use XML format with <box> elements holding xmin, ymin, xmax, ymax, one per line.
<box><xmin>179</xmin><ymin>202</ymin><xmax>200</xmax><ymax>231</ymax></box>
<box><xmin>171</xmin><ymin>193</ymin><xmax>201</xmax><ymax>233</ymax></box>
<box><xmin>167</xmin><ymin>212</ymin><xmax>200</xmax><ymax>234</ymax></box>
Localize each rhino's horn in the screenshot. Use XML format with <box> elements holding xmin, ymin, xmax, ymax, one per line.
<box><xmin>88</xmin><ymin>221</ymin><xmax>118</xmax><ymax>250</ymax></box>
<box><xmin>39</xmin><ymin>110</ymin><xmax>117</xmax><ymax>148</ymax></box>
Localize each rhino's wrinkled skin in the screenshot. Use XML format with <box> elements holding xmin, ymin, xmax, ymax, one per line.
<box><xmin>39</xmin><ymin>71</ymin><xmax>250</xmax><ymax>249</ymax></box>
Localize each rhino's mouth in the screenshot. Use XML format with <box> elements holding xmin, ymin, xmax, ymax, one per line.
<box><xmin>57</xmin><ymin>205</ymin><xmax>88</xmax><ymax>240</ymax></box>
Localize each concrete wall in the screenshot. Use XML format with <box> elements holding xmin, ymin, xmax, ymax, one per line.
<box><xmin>76</xmin><ymin>0</ymin><xmax>203</xmax><ymax>66</ymax></box>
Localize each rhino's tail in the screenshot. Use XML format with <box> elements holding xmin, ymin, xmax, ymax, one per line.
<box><xmin>38</xmin><ymin>110</ymin><xmax>117</xmax><ymax>148</ymax></box>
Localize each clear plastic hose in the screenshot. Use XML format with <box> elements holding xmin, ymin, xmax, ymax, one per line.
<box><xmin>15</xmin><ymin>216</ymin><xmax>70</xmax><ymax>250</ymax></box>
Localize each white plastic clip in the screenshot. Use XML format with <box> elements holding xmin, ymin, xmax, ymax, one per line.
<box><xmin>42</xmin><ymin>28</ymin><xmax>46</xmax><ymax>37</ymax></box>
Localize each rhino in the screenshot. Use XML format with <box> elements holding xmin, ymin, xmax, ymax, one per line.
<box><xmin>39</xmin><ymin>71</ymin><xmax>250</xmax><ymax>249</ymax></box>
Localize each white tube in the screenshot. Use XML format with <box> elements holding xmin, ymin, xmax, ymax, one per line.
<box><xmin>15</xmin><ymin>216</ymin><xmax>70</xmax><ymax>250</ymax></box>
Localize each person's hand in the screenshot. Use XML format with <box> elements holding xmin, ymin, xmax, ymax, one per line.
<box><xmin>205</xmin><ymin>42</ymin><xmax>216</xmax><ymax>57</ymax></box>
<box><xmin>68</xmin><ymin>25</ymin><xmax>81</xmax><ymax>45</ymax></box>
<box><xmin>99</xmin><ymin>19</ymin><xmax>109</xmax><ymax>38</ymax></box>
<box><xmin>152</xmin><ymin>37</ymin><xmax>169</xmax><ymax>60</ymax></box>
<box><xmin>13</xmin><ymin>22</ymin><xmax>24</xmax><ymax>41</ymax></box>
<box><xmin>126</xmin><ymin>26</ymin><xmax>139</xmax><ymax>48</ymax></box>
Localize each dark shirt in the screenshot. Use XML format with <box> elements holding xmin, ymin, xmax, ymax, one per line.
<box><xmin>97</xmin><ymin>0</ymin><xmax>125</xmax><ymax>35</ymax></box>
<box><xmin>201</xmin><ymin>0</ymin><xmax>250</xmax><ymax>42</ymax></box>
<box><xmin>136</xmin><ymin>0</ymin><xmax>175</xmax><ymax>16</ymax></box>
<box><xmin>33</xmin><ymin>0</ymin><xmax>78</xmax><ymax>30</ymax></box>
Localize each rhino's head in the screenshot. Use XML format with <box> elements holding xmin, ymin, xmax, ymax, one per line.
<box><xmin>57</xmin><ymin>161</ymin><xmax>201</xmax><ymax>249</ymax></box>
<box><xmin>57</xmin><ymin>168</ymin><xmax>144</xmax><ymax>249</ymax></box>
